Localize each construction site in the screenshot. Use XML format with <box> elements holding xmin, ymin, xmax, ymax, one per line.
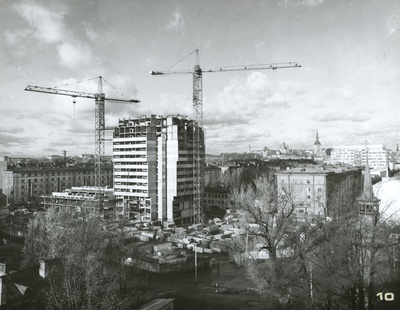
<box><xmin>22</xmin><ymin>50</ymin><xmax>300</xmax><ymax>228</ymax></box>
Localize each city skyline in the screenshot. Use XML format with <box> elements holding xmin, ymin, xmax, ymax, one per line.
<box><xmin>0</xmin><ymin>0</ymin><xmax>399</xmax><ymax>157</ymax></box>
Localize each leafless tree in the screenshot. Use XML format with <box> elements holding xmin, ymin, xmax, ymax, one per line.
<box><xmin>21</xmin><ymin>208</ymin><xmax>143</xmax><ymax>310</ymax></box>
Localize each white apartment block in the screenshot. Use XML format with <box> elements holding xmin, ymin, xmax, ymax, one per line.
<box><xmin>330</xmin><ymin>145</ymin><xmax>389</xmax><ymax>168</ymax></box>
<box><xmin>113</xmin><ymin>115</ymin><xmax>200</xmax><ymax>226</ymax></box>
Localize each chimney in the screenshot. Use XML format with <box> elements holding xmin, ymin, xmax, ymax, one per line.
<box><xmin>39</xmin><ymin>260</ymin><xmax>47</xmax><ymax>278</ymax></box>
<box><xmin>0</xmin><ymin>276</ymin><xmax>7</xmax><ymax>305</ymax></box>
<box><xmin>0</xmin><ymin>263</ymin><xmax>8</xmax><ymax>276</ymax></box>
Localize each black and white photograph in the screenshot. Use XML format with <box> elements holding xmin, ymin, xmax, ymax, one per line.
<box><xmin>0</xmin><ymin>0</ymin><xmax>400</xmax><ymax>309</ymax></box>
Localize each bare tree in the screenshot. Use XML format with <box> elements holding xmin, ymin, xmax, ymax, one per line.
<box><xmin>21</xmin><ymin>208</ymin><xmax>143</xmax><ymax>310</ymax></box>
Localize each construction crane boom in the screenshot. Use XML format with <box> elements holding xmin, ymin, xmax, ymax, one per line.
<box><xmin>150</xmin><ymin>62</ymin><xmax>301</xmax><ymax>76</ymax></box>
<box><xmin>25</xmin><ymin>85</ymin><xmax>140</xmax><ymax>103</ymax></box>
<box><xmin>25</xmin><ymin>77</ymin><xmax>140</xmax><ymax>212</ymax></box>
<box><xmin>151</xmin><ymin>50</ymin><xmax>301</xmax><ymax>225</ymax></box>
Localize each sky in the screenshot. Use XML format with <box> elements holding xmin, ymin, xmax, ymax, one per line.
<box><xmin>0</xmin><ymin>0</ymin><xmax>399</xmax><ymax>157</ymax></box>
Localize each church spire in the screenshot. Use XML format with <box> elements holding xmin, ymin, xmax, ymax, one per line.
<box><xmin>362</xmin><ymin>142</ymin><xmax>374</xmax><ymax>201</ymax></box>
<box><xmin>357</xmin><ymin>140</ymin><xmax>380</xmax><ymax>221</ymax></box>
<box><xmin>314</xmin><ymin>130</ymin><xmax>321</xmax><ymax>146</ymax></box>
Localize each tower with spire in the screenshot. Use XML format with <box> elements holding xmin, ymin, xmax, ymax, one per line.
<box><xmin>313</xmin><ymin>130</ymin><xmax>322</xmax><ymax>157</ymax></box>
<box><xmin>357</xmin><ymin>140</ymin><xmax>380</xmax><ymax>224</ymax></box>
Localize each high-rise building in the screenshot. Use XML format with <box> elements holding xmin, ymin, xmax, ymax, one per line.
<box><xmin>331</xmin><ymin>144</ymin><xmax>389</xmax><ymax>168</ymax></box>
<box><xmin>113</xmin><ymin>115</ymin><xmax>202</xmax><ymax>226</ymax></box>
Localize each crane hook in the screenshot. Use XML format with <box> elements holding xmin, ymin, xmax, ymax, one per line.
<box><xmin>73</xmin><ymin>99</ymin><xmax>76</xmax><ymax>116</ymax></box>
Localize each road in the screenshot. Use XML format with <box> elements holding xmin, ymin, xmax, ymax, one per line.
<box><xmin>128</xmin><ymin>253</ymin><xmax>263</xmax><ymax>310</ymax></box>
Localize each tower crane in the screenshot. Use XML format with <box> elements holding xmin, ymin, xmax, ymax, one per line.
<box><xmin>151</xmin><ymin>50</ymin><xmax>301</xmax><ymax>225</ymax></box>
<box><xmin>25</xmin><ymin>76</ymin><xmax>140</xmax><ymax>210</ymax></box>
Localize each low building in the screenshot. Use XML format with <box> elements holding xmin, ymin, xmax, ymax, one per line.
<box><xmin>203</xmin><ymin>186</ymin><xmax>232</xmax><ymax>209</ymax></box>
<box><xmin>204</xmin><ymin>164</ymin><xmax>222</xmax><ymax>187</ymax></box>
<box><xmin>1</xmin><ymin>163</ymin><xmax>113</xmax><ymax>206</ymax></box>
<box><xmin>0</xmin><ymin>261</ymin><xmax>47</xmax><ymax>309</ymax></box>
<box><xmin>276</xmin><ymin>166</ymin><xmax>362</xmax><ymax>219</ymax></box>
<box><xmin>40</xmin><ymin>186</ymin><xmax>117</xmax><ymax>216</ymax></box>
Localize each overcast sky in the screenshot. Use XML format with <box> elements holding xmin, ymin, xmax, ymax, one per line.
<box><xmin>1</xmin><ymin>0</ymin><xmax>399</xmax><ymax>157</ymax></box>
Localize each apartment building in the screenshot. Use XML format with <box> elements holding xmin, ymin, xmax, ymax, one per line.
<box><xmin>331</xmin><ymin>144</ymin><xmax>389</xmax><ymax>168</ymax></box>
<box><xmin>113</xmin><ymin>114</ymin><xmax>202</xmax><ymax>226</ymax></box>
<box><xmin>1</xmin><ymin>163</ymin><xmax>113</xmax><ymax>205</ymax></box>
<box><xmin>276</xmin><ymin>166</ymin><xmax>362</xmax><ymax>219</ymax></box>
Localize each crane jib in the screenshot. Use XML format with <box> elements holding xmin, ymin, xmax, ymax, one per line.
<box><xmin>24</xmin><ymin>85</ymin><xmax>139</xmax><ymax>102</ymax></box>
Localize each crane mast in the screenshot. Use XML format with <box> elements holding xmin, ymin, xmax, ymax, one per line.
<box><xmin>25</xmin><ymin>77</ymin><xmax>139</xmax><ymax>212</ymax></box>
<box><xmin>192</xmin><ymin>51</ymin><xmax>205</xmax><ymax>224</ymax></box>
<box><xmin>152</xmin><ymin>51</ymin><xmax>301</xmax><ymax>225</ymax></box>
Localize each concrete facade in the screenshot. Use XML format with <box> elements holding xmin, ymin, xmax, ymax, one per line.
<box><xmin>1</xmin><ymin>164</ymin><xmax>113</xmax><ymax>205</ymax></box>
<box><xmin>113</xmin><ymin>115</ymin><xmax>202</xmax><ymax>225</ymax></box>
<box><xmin>276</xmin><ymin>166</ymin><xmax>362</xmax><ymax>219</ymax></box>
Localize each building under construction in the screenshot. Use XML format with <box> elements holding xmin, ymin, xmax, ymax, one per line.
<box><xmin>113</xmin><ymin>114</ymin><xmax>204</xmax><ymax>226</ymax></box>
<box><xmin>40</xmin><ymin>186</ymin><xmax>117</xmax><ymax>216</ymax></box>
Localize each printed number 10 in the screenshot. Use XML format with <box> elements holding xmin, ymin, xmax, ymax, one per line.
<box><xmin>377</xmin><ymin>292</ymin><xmax>394</xmax><ymax>301</ymax></box>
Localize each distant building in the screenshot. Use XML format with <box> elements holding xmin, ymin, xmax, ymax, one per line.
<box><xmin>1</xmin><ymin>163</ymin><xmax>113</xmax><ymax>205</ymax></box>
<box><xmin>313</xmin><ymin>131</ymin><xmax>322</xmax><ymax>157</ymax></box>
<box><xmin>113</xmin><ymin>115</ymin><xmax>203</xmax><ymax>226</ymax></box>
<box><xmin>203</xmin><ymin>186</ymin><xmax>232</xmax><ymax>209</ymax></box>
<box><xmin>276</xmin><ymin>166</ymin><xmax>362</xmax><ymax>219</ymax></box>
<box><xmin>331</xmin><ymin>144</ymin><xmax>389</xmax><ymax>168</ymax></box>
<box><xmin>204</xmin><ymin>164</ymin><xmax>222</xmax><ymax>187</ymax></box>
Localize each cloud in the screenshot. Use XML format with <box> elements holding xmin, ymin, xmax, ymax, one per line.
<box><xmin>14</xmin><ymin>2</ymin><xmax>65</xmax><ymax>43</ymax></box>
<box><xmin>280</xmin><ymin>0</ymin><xmax>325</xmax><ymax>7</ymax></box>
<box><xmin>166</xmin><ymin>7</ymin><xmax>185</xmax><ymax>30</ymax></box>
<box><xmin>10</xmin><ymin>2</ymin><xmax>98</xmax><ymax>70</ymax></box>
<box><xmin>314</xmin><ymin>112</ymin><xmax>368</xmax><ymax>123</ymax></box>
<box><xmin>57</xmin><ymin>41</ymin><xmax>93</xmax><ymax>68</ymax></box>
<box><xmin>82</xmin><ymin>21</ymin><xmax>99</xmax><ymax>41</ymax></box>
<box><xmin>4</xmin><ymin>29</ymin><xmax>31</xmax><ymax>45</ymax></box>
<box><xmin>386</xmin><ymin>10</ymin><xmax>400</xmax><ymax>36</ymax></box>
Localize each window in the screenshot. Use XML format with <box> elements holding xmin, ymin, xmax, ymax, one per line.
<box><xmin>307</xmin><ymin>195</ymin><xmax>311</xmax><ymax>199</ymax></box>
<box><xmin>317</xmin><ymin>188</ymin><xmax>322</xmax><ymax>192</ymax></box>
<box><xmin>307</xmin><ymin>180</ymin><xmax>310</xmax><ymax>184</ymax></box>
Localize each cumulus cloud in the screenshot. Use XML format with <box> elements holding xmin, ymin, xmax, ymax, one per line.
<box><xmin>57</xmin><ymin>41</ymin><xmax>93</xmax><ymax>68</ymax></box>
<box><xmin>14</xmin><ymin>2</ymin><xmax>65</xmax><ymax>43</ymax></box>
<box><xmin>11</xmin><ymin>2</ymin><xmax>98</xmax><ymax>70</ymax></box>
